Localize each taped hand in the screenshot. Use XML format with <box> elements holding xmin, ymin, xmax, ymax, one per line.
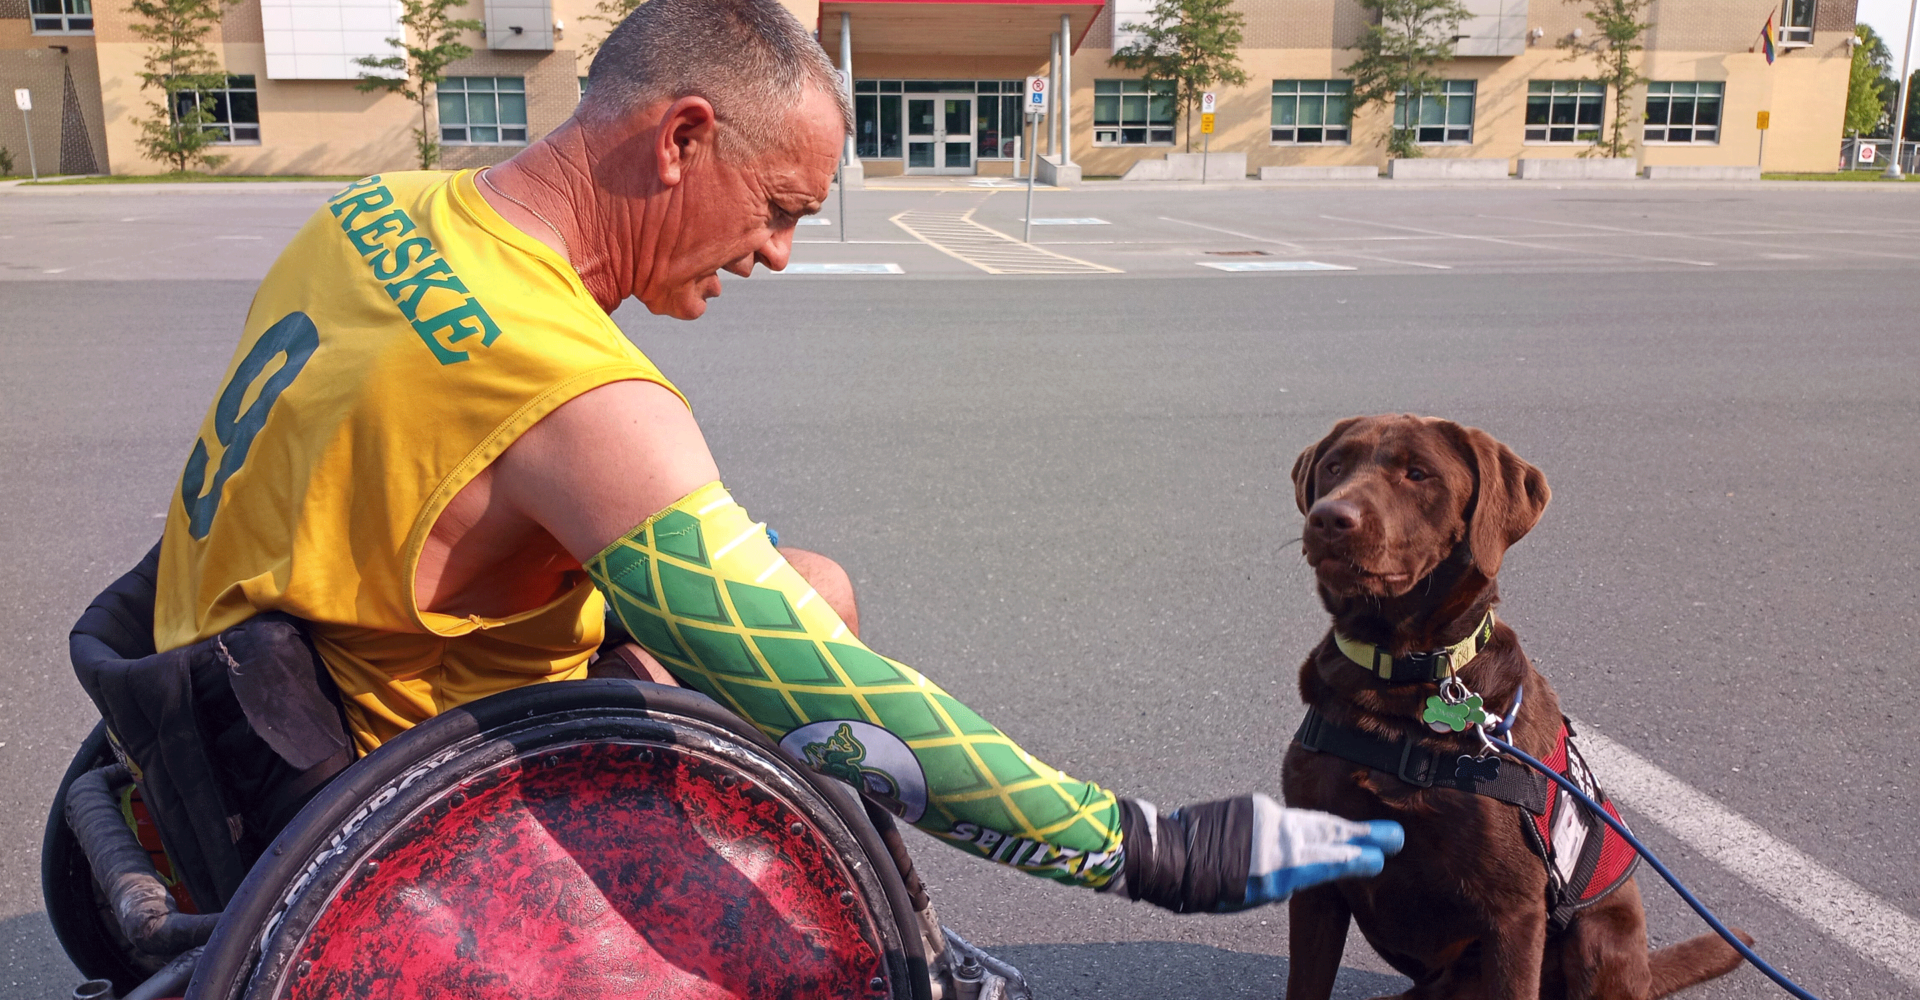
<box><xmin>1240</xmin><ymin>793</ymin><xmax>1403</xmax><ymax>907</ymax></box>
<box><xmin>1113</xmin><ymin>794</ymin><xmax>1402</xmax><ymax>912</ymax></box>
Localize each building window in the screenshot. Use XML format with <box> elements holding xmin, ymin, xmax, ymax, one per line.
<box><xmin>439</xmin><ymin>77</ymin><xmax>527</xmax><ymax>145</ymax></box>
<box><xmin>973</xmin><ymin>80</ymin><xmax>1026</xmax><ymax>160</ymax></box>
<box><xmin>1093</xmin><ymin>79</ymin><xmax>1175</xmax><ymax>145</ymax></box>
<box><xmin>1524</xmin><ymin>81</ymin><xmax>1603</xmax><ymax>143</ymax></box>
<box><xmin>31</xmin><ymin>0</ymin><xmax>92</xmax><ymax>32</ymax></box>
<box><xmin>1393</xmin><ymin>80</ymin><xmax>1476</xmax><ymax>144</ymax></box>
<box><xmin>1271</xmin><ymin>80</ymin><xmax>1352</xmax><ymax>144</ymax></box>
<box><xmin>1643</xmin><ymin>82</ymin><xmax>1722</xmax><ymax>144</ymax></box>
<box><xmin>578</xmin><ymin>76</ymin><xmax>589</xmax><ymax>99</ymax></box>
<box><xmin>852</xmin><ymin>80</ymin><xmax>1023</xmax><ymax>160</ymax></box>
<box><xmin>174</xmin><ymin>75</ymin><xmax>260</xmax><ymax>144</ymax></box>
<box><xmin>1780</xmin><ymin>0</ymin><xmax>1815</xmax><ymax>45</ymax></box>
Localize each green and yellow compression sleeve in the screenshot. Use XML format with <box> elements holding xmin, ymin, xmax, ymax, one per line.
<box><xmin>585</xmin><ymin>481</ymin><xmax>1124</xmax><ymax>888</ymax></box>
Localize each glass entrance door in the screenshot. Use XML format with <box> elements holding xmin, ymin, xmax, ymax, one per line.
<box><xmin>905</xmin><ymin>95</ymin><xmax>974</xmax><ymax>174</ymax></box>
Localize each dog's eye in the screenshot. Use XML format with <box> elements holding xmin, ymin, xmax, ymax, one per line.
<box><xmin>1323</xmin><ymin>462</ymin><xmax>1342</xmax><ymax>477</ymax></box>
<box><xmin>1406</xmin><ymin>467</ymin><xmax>1429</xmax><ymax>482</ymax></box>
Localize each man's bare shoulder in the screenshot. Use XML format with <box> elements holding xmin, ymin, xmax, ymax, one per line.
<box><xmin>492</xmin><ymin>379</ymin><xmax>722</xmax><ymax>561</ymax></box>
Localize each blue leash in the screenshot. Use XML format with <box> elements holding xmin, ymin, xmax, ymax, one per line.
<box><xmin>1484</xmin><ymin>734</ymin><xmax>1821</xmax><ymax>1000</ymax></box>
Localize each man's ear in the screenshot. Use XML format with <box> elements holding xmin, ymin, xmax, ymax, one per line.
<box><xmin>1291</xmin><ymin>417</ymin><xmax>1361</xmax><ymax>514</ymax></box>
<box><xmin>1437</xmin><ymin>421</ymin><xmax>1551</xmax><ymax>577</ymax></box>
<box><xmin>656</xmin><ymin>96</ymin><xmax>719</xmax><ymax>188</ymax></box>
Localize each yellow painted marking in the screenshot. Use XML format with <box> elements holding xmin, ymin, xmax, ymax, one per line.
<box><xmin>891</xmin><ymin>207</ymin><xmax>1121</xmax><ymax>275</ymax></box>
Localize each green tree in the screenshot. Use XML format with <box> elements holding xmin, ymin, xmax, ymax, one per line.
<box><xmin>1342</xmin><ymin>0</ymin><xmax>1470</xmax><ymax>158</ymax></box>
<box><xmin>1845</xmin><ymin>24</ymin><xmax>1894</xmax><ymax>137</ymax></box>
<box><xmin>579</xmin><ymin>0</ymin><xmax>645</xmax><ymax>59</ymax></box>
<box><xmin>1559</xmin><ymin>0</ymin><xmax>1653</xmax><ymax>159</ymax></box>
<box><xmin>1109</xmin><ymin>0</ymin><xmax>1249</xmax><ymax>152</ymax></box>
<box><xmin>128</xmin><ymin>0</ymin><xmax>234</xmax><ymax>172</ymax></box>
<box><xmin>356</xmin><ymin>0</ymin><xmax>482</xmax><ymax>169</ymax></box>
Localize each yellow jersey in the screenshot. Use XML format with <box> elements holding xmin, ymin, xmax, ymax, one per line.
<box><xmin>154</xmin><ymin>170</ymin><xmax>684</xmax><ymax>755</ymax></box>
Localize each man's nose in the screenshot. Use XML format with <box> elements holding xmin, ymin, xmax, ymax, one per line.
<box><xmin>1307</xmin><ymin>499</ymin><xmax>1364</xmax><ymax>538</ymax></box>
<box><xmin>758</xmin><ymin>227</ymin><xmax>795</xmax><ymax>272</ymax></box>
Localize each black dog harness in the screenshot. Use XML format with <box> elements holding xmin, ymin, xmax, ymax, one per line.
<box><xmin>1296</xmin><ymin>623</ymin><xmax>1642</xmax><ymax>927</ymax></box>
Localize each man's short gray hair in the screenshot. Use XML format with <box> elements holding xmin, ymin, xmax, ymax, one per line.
<box><xmin>580</xmin><ymin>0</ymin><xmax>852</xmax><ymax>160</ymax></box>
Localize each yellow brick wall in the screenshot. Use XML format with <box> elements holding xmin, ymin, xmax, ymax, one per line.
<box><xmin>1063</xmin><ymin>1</ymin><xmax>1855</xmax><ymax>178</ymax></box>
<box><xmin>0</xmin><ymin>22</ymin><xmax>108</xmax><ymax>175</ymax></box>
<box><xmin>16</xmin><ymin>0</ymin><xmax>1860</xmax><ymax>177</ymax></box>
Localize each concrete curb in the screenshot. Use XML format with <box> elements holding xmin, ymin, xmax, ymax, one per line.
<box><xmin>0</xmin><ymin>179</ymin><xmax>347</xmax><ymax>195</ymax></box>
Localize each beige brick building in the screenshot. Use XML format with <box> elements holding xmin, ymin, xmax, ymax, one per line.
<box><xmin>0</xmin><ymin>0</ymin><xmax>1859</xmax><ymax>177</ymax></box>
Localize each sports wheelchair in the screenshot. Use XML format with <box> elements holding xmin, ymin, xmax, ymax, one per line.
<box><xmin>44</xmin><ymin>548</ymin><xmax>1026</xmax><ymax>1000</ymax></box>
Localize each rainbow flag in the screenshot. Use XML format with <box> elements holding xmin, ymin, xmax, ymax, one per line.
<box><xmin>1761</xmin><ymin>14</ymin><xmax>1776</xmax><ymax>63</ymax></box>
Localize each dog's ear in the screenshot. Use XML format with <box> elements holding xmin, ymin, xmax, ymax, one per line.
<box><xmin>1440</xmin><ymin>422</ymin><xmax>1551</xmax><ymax>576</ymax></box>
<box><xmin>1291</xmin><ymin>418</ymin><xmax>1362</xmax><ymax>514</ymax></box>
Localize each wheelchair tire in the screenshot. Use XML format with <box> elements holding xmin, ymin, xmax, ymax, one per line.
<box><xmin>188</xmin><ymin>679</ymin><xmax>930</xmax><ymax>1000</ymax></box>
<box><xmin>42</xmin><ymin>720</ymin><xmax>169</xmax><ymax>995</ymax></box>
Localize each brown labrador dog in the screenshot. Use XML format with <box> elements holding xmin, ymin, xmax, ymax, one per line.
<box><xmin>1281</xmin><ymin>415</ymin><xmax>1749</xmax><ymax>1000</ymax></box>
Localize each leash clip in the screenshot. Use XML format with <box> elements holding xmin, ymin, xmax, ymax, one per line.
<box><xmin>1468</xmin><ymin>722</ymin><xmax>1500</xmax><ymax>760</ymax></box>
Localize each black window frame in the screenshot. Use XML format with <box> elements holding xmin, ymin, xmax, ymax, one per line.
<box><xmin>1271</xmin><ymin>80</ymin><xmax>1354</xmax><ymax>145</ymax></box>
<box><xmin>1781</xmin><ymin>0</ymin><xmax>1816</xmax><ymax>45</ymax></box>
<box><xmin>1092</xmin><ymin>79</ymin><xmax>1176</xmax><ymax>146</ymax></box>
<box><xmin>1643</xmin><ymin>81</ymin><xmax>1723</xmax><ymax>145</ymax></box>
<box><xmin>31</xmin><ymin>0</ymin><xmax>92</xmax><ymax>33</ymax></box>
<box><xmin>1523</xmin><ymin>81</ymin><xmax>1605</xmax><ymax>144</ymax></box>
<box><xmin>173</xmin><ymin>75</ymin><xmax>261</xmax><ymax>145</ymax></box>
<box><xmin>438</xmin><ymin>76</ymin><xmax>529</xmax><ymax>146</ymax></box>
<box><xmin>1392</xmin><ymin>80</ymin><xmax>1477</xmax><ymax>145</ymax></box>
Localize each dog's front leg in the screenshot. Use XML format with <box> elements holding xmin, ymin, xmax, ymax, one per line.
<box><xmin>1284</xmin><ymin>884</ymin><xmax>1352</xmax><ymax>1000</ymax></box>
<box><xmin>1480</xmin><ymin>906</ymin><xmax>1547</xmax><ymax>1000</ymax></box>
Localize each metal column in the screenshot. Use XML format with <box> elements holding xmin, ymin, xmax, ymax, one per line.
<box><xmin>1887</xmin><ymin>0</ymin><xmax>1918</xmax><ymax>177</ymax></box>
<box><xmin>1046</xmin><ymin>32</ymin><xmax>1059</xmax><ymax>157</ymax></box>
<box><xmin>839</xmin><ymin>12</ymin><xmax>855</xmax><ymax>167</ymax></box>
<box><xmin>1058</xmin><ymin>13</ymin><xmax>1072</xmax><ymax>165</ymax></box>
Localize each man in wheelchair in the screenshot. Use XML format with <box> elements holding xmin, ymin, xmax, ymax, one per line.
<box><xmin>53</xmin><ymin>1</ymin><xmax>1402</xmax><ymax>996</ymax></box>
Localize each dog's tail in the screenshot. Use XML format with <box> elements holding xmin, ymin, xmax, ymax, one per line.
<box><xmin>1646</xmin><ymin>927</ymin><xmax>1753</xmax><ymax>998</ymax></box>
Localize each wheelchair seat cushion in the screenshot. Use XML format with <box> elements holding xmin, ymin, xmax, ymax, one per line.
<box><xmin>70</xmin><ymin>542</ymin><xmax>352</xmax><ymax>912</ymax></box>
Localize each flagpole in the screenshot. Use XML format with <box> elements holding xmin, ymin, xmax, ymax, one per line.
<box><xmin>1887</xmin><ymin>0</ymin><xmax>1919</xmax><ymax>178</ymax></box>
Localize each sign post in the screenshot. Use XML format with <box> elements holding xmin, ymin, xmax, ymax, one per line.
<box><xmin>1756</xmin><ymin>110</ymin><xmax>1770</xmax><ymax>171</ymax></box>
<box><xmin>14</xmin><ymin>88</ymin><xmax>37</xmax><ymax>181</ymax></box>
<box><xmin>1024</xmin><ymin>75</ymin><xmax>1047</xmax><ymax>243</ymax></box>
<box><xmin>1199</xmin><ymin>92</ymin><xmax>1216</xmax><ymax>184</ymax></box>
<box><xmin>833</xmin><ymin>70</ymin><xmax>847</xmax><ymax>242</ymax></box>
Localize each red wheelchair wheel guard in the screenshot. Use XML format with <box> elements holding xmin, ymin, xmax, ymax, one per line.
<box><xmin>189</xmin><ymin>680</ymin><xmax>926</xmax><ymax>1000</ymax></box>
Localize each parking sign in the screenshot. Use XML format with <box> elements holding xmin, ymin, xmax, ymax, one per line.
<box><xmin>14</xmin><ymin>89</ymin><xmax>29</xmax><ymax>112</ymax></box>
<box><xmin>1200</xmin><ymin>91</ymin><xmax>1216</xmax><ymax>114</ymax></box>
<box><xmin>1026</xmin><ymin>75</ymin><xmax>1048</xmax><ymax>112</ymax></box>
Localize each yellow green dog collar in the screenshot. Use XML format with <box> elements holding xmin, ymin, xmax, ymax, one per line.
<box><xmin>1333</xmin><ymin>612</ymin><xmax>1496</xmax><ymax>684</ymax></box>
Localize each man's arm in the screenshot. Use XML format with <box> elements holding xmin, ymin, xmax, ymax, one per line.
<box><xmin>495</xmin><ymin>381</ymin><xmax>1400</xmax><ymax>902</ymax></box>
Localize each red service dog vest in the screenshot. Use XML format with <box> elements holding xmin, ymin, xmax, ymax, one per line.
<box><xmin>1525</xmin><ymin>722</ymin><xmax>1640</xmax><ymax>928</ymax></box>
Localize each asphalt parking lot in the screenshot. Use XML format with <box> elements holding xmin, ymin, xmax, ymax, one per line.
<box><xmin>2</xmin><ymin>179</ymin><xmax>1917</xmax><ymax>999</ymax></box>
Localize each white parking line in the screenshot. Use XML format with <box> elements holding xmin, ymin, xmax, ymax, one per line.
<box><xmin>1576</xmin><ymin>726</ymin><xmax>1920</xmax><ymax>991</ymax></box>
<box><xmin>1478</xmin><ymin>213</ymin><xmax>1920</xmax><ymax>263</ymax></box>
<box><xmin>1160</xmin><ymin>216</ymin><xmax>1453</xmax><ymax>270</ymax></box>
<box><xmin>1322</xmin><ymin>214</ymin><xmax>1718</xmax><ymax>267</ymax></box>
<box><xmin>778</xmin><ymin>263</ymin><xmax>903</xmax><ymax>274</ymax></box>
<box><xmin>1199</xmin><ymin>260</ymin><xmax>1353</xmax><ymax>272</ymax></box>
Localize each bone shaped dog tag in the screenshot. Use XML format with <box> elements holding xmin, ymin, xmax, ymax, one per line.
<box><xmin>1423</xmin><ymin>694</ymin><xmax>1488</xmax><ymax>733</ymax></box>
<box><xmin>1454</xmin><ymin>755</ymin><xmax>1501</xmax><ymax>782</ymax></box>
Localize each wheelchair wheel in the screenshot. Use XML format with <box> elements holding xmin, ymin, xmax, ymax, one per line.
<box><xmin>42</xmin><ymin>720</ymin><xmax>170</xmax><ymax>995</ymax></box>
<box><xmin>189</xmin><ymin>679</ymin><xmax>930</xmax><ymax>1000</ymax></box>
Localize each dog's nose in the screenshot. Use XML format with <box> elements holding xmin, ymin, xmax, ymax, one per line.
<box><xmin>1308</xmin><ymin>499</ymin><xmax>1363</xmax><ymax>537</ymax></box>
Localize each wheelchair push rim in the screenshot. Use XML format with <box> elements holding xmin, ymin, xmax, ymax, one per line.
<box><xmin>190</xmin><ymin>679</ymin><xmax>929</xmax><ymax>1000</ymax></box>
